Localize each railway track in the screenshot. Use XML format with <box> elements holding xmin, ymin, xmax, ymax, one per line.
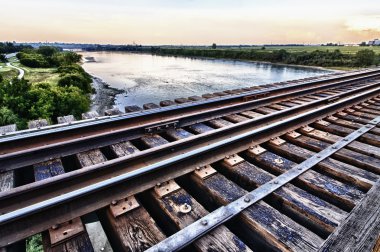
<box><xmin>1</xmin><ymin>68</ymin><xmax>380</xmax><ymax>251</ymax></box>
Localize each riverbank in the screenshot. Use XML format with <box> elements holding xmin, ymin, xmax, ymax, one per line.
<box><xmin>151</xmin><ymin>47</ymin><xmax>379</xmax><ymax>70</ymax></box>
<box><xmin>90</xmin><ymin>76</ymin><xmax>123</xmax><ymax>114</ymax></box>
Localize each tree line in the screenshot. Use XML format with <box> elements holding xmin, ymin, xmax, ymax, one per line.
<box><xmin>0</xmin><ymin>46</ymin><xmax>92</xmax><ymax>129</ymax></box>
<box><xmin>151</xmin><ymin>48</ymin><xmax>379</xmax><ymax>68</ymax></box>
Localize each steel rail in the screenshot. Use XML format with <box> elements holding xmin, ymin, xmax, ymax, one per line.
<box><xmin>0</xmin><ymin>83</ymin><xmax>379</xmax><ymax>246</ymax></box>
<box><xmin>0</xmin><ymin>69</ymin><xmax>376</xmax><ymax>141</ymax></box>
<box><xmin>147</xmin><ymin>115</ymin><xmax>380</xmax><ymax>252</ymax></box>
<box><xmin>1</xmin><ymin>71</ymin><xmax>379</xmax><ymax>171</ymax></box>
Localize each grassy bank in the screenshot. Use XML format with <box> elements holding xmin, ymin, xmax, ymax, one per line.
<box><xmin>0</xmin><ymin>46</ymin><xmax>92</xmax><ymax>129</ymax></box>
<box><xmin>151</xmin><ymin>46</ymin><xmax>380</xmax><ymax>70</ymax></box>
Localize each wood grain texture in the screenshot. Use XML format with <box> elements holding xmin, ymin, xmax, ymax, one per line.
<box><xmin>149</xmin><ymin>188</ymin><xmax>252</xmax><ymax>251</ymax></box>
<box><xmin>102</xmin><ymin>206</ymin><xmax>166</xmax><ymax>252</ymax></box>
<box><xmin>250</xmin><ymin>149</ymin><xmax>364</xmax><ymax>210</ymax></box>
<box><xmin>190</xmin><ymin>172</ymin><xmax>323</xmax><ymax>251</ymax></box>
<box><xmin>319</xmin><ymin>179</ymin><xmax>380</xmax><ymax>252</ymax></box>
<box><xmin>81</xmin><ymin>111</ymin><xmax>99</xmax><ymax>120</ymax></box>
<box><xmin>34</xmin><ymin>157</ymin><xmax>93</xmax><ymax>251</ymax></box>
<box><xmin>221</xmin><ymin>160</ymin><xmax>347</xmax><ymax>235</ymax></box>
<box><xmin>103</xmin><ymin>140</ymin><xmax>166</xmax><ymax>251</ymax></box>
<box><xmin>57</xmin><ymin>115</ymin><xmax>75</xmax><ymax>124</ymax></box>
<box><xmin>187</xmin><ymin>123</ymin><xmax>214</xmax><ymax>134</ymax></box>
<box><xmin>0</xmin><ymin>124</ymin><xmax>16</xmax><ymax>193</ymax></box>
<box><xmin>28</xmin><ymin>119</ymin><xmax>48</xmax><ymax>129</ymax></box>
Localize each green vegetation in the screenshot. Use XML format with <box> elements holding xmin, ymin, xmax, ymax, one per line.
<box><xmin>0</xmin><ymin>42</ymin><xmax>32</xmax><ymax>54</ymax></box>
<box><xmin>152</xmin><ymin>46</ymin><xmax>380</xmax><ymax>69</ymax></box>
<box><xmin>26</xmin><ymin>234</ymin><xmax>43</xmax><ymax>252</ymax></box>
<box><xmin>0</xmin><ymin>46</ymin><xmax>92</xmax><ymax>129</ymax></box>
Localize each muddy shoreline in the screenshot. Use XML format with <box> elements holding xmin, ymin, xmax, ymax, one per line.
<box><xmin>90</xmin><ymin>76</ymin><xmax>123</xmax><ymax>115</ymax></box>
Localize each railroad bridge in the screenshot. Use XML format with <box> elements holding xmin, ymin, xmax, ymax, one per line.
<box><xmin>1</xmin><ymin>69</ymin><xmax>380</xmax><ymax>252</ymax></box>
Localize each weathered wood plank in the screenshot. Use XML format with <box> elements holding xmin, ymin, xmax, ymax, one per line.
<box><xmin>319</xmin><ymin>179</ymin><xmax>380</xmax><ymax>252</ymax></box>
<box><xmin>100</xmin><ymin>205</ymin><xmax>166</xmax><ymax>251</ymax></box>
<box><xmin>159</xmin><ymin>100</ymin><xmax>176</xmax><ymax>107</ymax></box>
<box><xmin>34</xmin><ymin>158</ymin><xmax>93</xmax><ymax>251</ymax></box>
<box><xmin>220</xmin><ymin>159</ymin><xmax>347</xmax><ymax>236</ymax></box>
<box><xmin>143</xmin><ymin>103</ymin><xmax>160</xmax><ymax>110</ymax></box>
<box><xmin>148</xmin><ymin>183</ymin><xmax>252</xmax><ymax>251</ymax></box>
<box><xmin>188</xmin><ymin>95</ymin><xmax>203</xmax><ymax>101</ymax></box>
<box><xmin>187</xmin><ymin>123</ymin><xmax>214</xmax><ymax>134</ymax></box>
<box><xmin>140</xmin><ymin>134</ymin><xmax>169</xmax><ymax>148</ymax></box>
<box><xmin>189</xmin><ymin>172</ymin><xmax>323</xmax><ymax>251</ymax></box>
<box><xmin>267</xmin><ymin>104</ymin><xmax>288</xmax><ymax>110</ymax></box>
<box><xmin>101</xmin><ymin>140</ymin><xmax>166</xmax><ymax>251</ymax></box>
<box><xmin>0</xmin><ymin>124</ymin><xmax>16</xmax><ymax>135</ymax></box>
<box><xmin>277</xmin><ymin>101</ymin><xmax>301</xmax><ymax>107</ymax></box>
<box><xmin>28</xmin><ymin>119</ymin><xmax>48</xmax><ymax>129</ymax></box>
<box><xmin>285</xmin><ymin>133</ymin><xmax>380</xmax><ymax>177</ymax></box>
<box><xmin>77</xmin><ymin>149</ymin><xmax>107</xmax><ymax>167</ymax></box>
<box><xmin>57</xmin><ymin>115</ymin><xmax>75</xmax><ymax>124</ymax></box>
<box><xmin>312</xmin><ymin>121</ymin><xmax>380</xmax><ymax>147</ymax></box>
<box><xmin>201</xmin><ymin>93</ymin><xmax>217</xmax><ymax>99</ymax></box>
<box><xmin>110</xmin><ymin>141</ymin><xmax>139</xmax><ymax>157</ymax></box>
<box><xmin>267</xmin><ymin>138</ymin><xmax>375</xmax><ymax>190</ymax></box>
<box><xmin>249</xmin><ymin>147</ymin><xmax>364</xmax><ymax>210</ymax></box>
<box><xmin>0</xmin><ymin>124</ymin><xmax>16</xmax><ymax>193</ymax></box>
<box><xmin>104</xmin><ymin>108</ymin><xmax>122</xmax><ymax>116</ymax></box>
<box><xmin>82</xmin><ymin>111</ymin><xmax>99</xmax><ymax>120</ymax></box>
<box><xmin>164</xmin><ymin>128</ymin><xmax>193</xmax><ymax>141</ymax></box>
<box><xmin>208</xmin><ymin>118</ymin><xmax>234</xmax><ymax>128</ymax></box>
<box><xmin>124</xmin><ymin>105</ymin><xmax>142</xmax><ymax>113</ymax></box>
<box><xmin>254</xmin><ymin>107</ymin><xmax>278</xmax><ymax>115</ymax></box>
<box><xmin>224</xmin><ymin>114</ymin><xmax>249</xmax><ymax>123</ymax></box>
<box><xmin>174</xmin><ymin>97</ymin><xmax>189</xmax><ymax>104</ymax></box>
<box><xmin>301</xmin><ymin>128</ymin><xmax>380</xmax><ymax>160</ymax></box>
<box><xmin>239</xmin><ymin>110</ymin><xmax>264</xmax><ymax>119</ymax></box>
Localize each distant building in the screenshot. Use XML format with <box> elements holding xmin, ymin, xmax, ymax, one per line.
<box><xmin>368</xmin><ymin>39</ymin><xmax>380</xmax><ymax>46</ymax></box>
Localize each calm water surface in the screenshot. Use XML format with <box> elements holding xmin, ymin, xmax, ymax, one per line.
<box><xmin>80</xmin><ymin>51</ymin><xmax>331</xmax><ymax>110</ymax></box>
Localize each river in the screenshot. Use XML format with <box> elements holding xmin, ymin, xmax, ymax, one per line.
<box><xmin>80</xmin><ymin>51</ymin><xmax>331</xmax><ymax>113</ymax></box>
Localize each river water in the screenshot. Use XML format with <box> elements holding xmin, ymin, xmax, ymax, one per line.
<box><xmin>80</xmin><ymin>51</ymin><xmax>331</xmax><ymax>112</ymax></box>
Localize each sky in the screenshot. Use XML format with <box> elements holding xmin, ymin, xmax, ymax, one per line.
<box><xmin>1</xmin><ymin>0</ymin><xmax>380</xmax><ymax>45</ymax></box>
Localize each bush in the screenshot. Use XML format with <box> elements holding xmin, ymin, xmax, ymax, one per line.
<box><xmin>58</xmin><ymin>73</ymin><xmax>92</xmax><ymax>93</ymax></box>
<box><xmin>0</xmin><ymin>107</ymin><xmax>18</xmax><ymax>126</ymax></box>
<box><xmin>355</xmin><ymin>49</ymin><xmax>375</xmax><ymax>67</ymax></box>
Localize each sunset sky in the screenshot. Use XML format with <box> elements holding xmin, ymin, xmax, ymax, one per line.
<box><xmin>1</xmin><ymin>0</ymin><xmax>380</xmax><ymax>45</ymax></box>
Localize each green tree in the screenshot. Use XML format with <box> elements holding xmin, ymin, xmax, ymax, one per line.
<box><xmin>356</xmin><ymin>49</ymin><xmax>375</xmax><ymax>66</ymax></box>
<box><xmin>0</xmin><ymin>54</ymin><xmax>6</xmax><ymax>62</ymax></box>
<box><xmin>58</xmin><ymin>73</ymin><xmax>92</xmax><ymax>93</ymax></box>
<box><xmin>0</xmin><ymin>107</ymin><xmax>18</xmax><ymax>126</ymax></box>
<box><xmin>37</xmin><ymin>46</ymin><xmax>59</xmax><ymax>57</ymax></box>
<box><xmin>212</xmin><ymin>43</ymin><xmax>217</xmax><ymax>49</ymax></box>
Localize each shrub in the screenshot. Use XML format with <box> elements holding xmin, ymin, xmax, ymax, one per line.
<box><xmin>0</xmin><ymin>107</ymin><xmax>18</xmax><ymax>126</ymax></box>
<box><xmin>58</xmin><ymin>73</ymin><xmax>92</xmax><ymax>93</ymax></box>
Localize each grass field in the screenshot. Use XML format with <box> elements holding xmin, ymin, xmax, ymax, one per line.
<box><xmin>9</xmin><ymin>57</ymin><xmax>61</xmax><ymax>85</ymax></box>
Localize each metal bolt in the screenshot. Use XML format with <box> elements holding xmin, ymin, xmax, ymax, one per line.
<box><xmin>111</xmin><ymin>200</ymin><xmax>117</xmax><ymax>205</ymax></box>
<box><xmin>298</xmin><ymin>167</ymin><xmax>302</xmax><ymax>170</ymax></box>
<box><xmin>52</xmin><ymin>224</ymin><xmax>59</xmax><ymax>230</ymax></box>
<box><xmin>343</xmin><ymin>138</ymin><xmax>349</xmax><ymax>141</ymax></box>
<box><xmin>332</xmin><ymin>146</ymin><xmax>337</xmax><ymax>149</ymax></box>
<box><xmin>156</xmin><ymin>182</ymin><xmax>161</xmax><ymax>187</ymax></box>
<box><xmin>274</xmin><ymin>181</ymin><xmax>279</xmax><ymax>184</ymax></box>
<box><xmin>366</xmin><ymin>125</ymin><xmax>371</xmax><ymax>128</ymax></box>
<box><xmin>317</xmin><ymin>155</ymin><xmax>321</xmax><ymax>158</ymax></box>
<box><xmin>201</xmin><ymin>219</ymin><xmax>208</xmax><ymax>226</ymax></box>
<box><xmin>196</xmin><ymin>166</ymin><xmax>200</xmax><ymax>171</ymax></box>
<box><xmin>225</xmin><ymin>155</ymin><xmax>230</xmax><ymax>159</ymax></box>
<box><xmin>244</xmin><ymin>196</ymin><xmax>250</xmax><ymax>203</ymax></box>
